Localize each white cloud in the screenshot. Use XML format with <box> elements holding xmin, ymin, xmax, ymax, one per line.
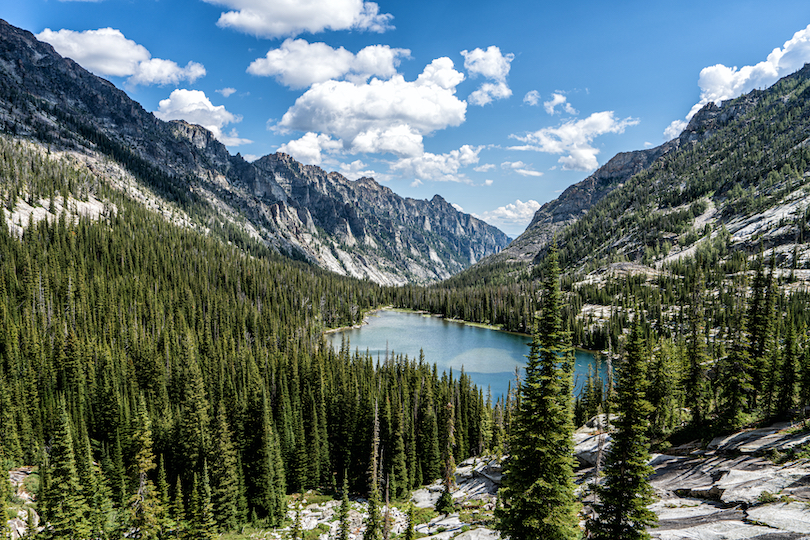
<box><xmin>37</xmin><ymin>28</ymin><xmax>205</xmax><ymax>86</ymax></box>
<box><xmin>461</xmin><ymin>46</ymin><xmax>514</xmax><ymax>106</ymax></box>
<box><xmin>468</xmin><ymin>82</ymin><xmax>512</xmax><ymax>106</ymax></box>
<box><xmin>248</xmin><ymin>39</ymin><xmax>409</xmax><ymax>89</ymax></box>
<box><xmin>241</xmin><ymin>154</ymin><xmax>261</xmax><ymax>162</ymax></box>
<box><xmin>474</xmin><ymin>163</ymin><xmax>495</xmax><ymax>172</ymax></box>
<box><xmin>509</xmin><ymin>111</ymin><xmax>638</xmax><ymax>171</ymax></box>
<box><xmin>277</xmin><ymin>132</ymin><xmax>342</xmax><ymax>165</ymax></box>
<box><xmin>154</xmin><ymin>89</ymin><xmax>251</xmax><ymax>146</ymax></box>
<box><xmin>543</xmin><ymin>93</ymin><xmax>577</xmax><ymax>115</ymax></box>
<box><xmin>479</xmin><ymin>199</ymin><xmax>541</xmax><ymax>231</ymax></box>
<box><xmin>391</xmin><ymin>145</ymin><xmax>481</xmax><ymax>183</ymax></box>
<box><xmin>665</xmin><ymin>23</ymin><xmax>810</xmax><ymax>139</ymax></box>
<box><xmin>451</xmin><ymin>202</ymin><xmax>464</xmax><ymax>212</ymax></box>
<box><xmin>129</xmin><ymin>58</ymin><xmax>206</xmax><ymax>86</ymax></box>
<box><xmin>338</xmin><ymin>160</ymin><xmax>377</xmax><ymax>180</ymax></box>
<box><xmin>202</xmin><ymin>0</ymin><xmax>393</xmax><ymax>38</ymax></box>
<box><xmin>501</xmin><ymin>160</ymin><xmax>543</xmax><ymax>177</ymax></box>
<box><xmin>484</xmin><ymin>179</ymin><xmax>493</xmax><ymax>186</ymax></box>
<box><xmin>277</xmin><ymin>57</ymin><xmax>466</xmax><ymax>158</ymax></box>
<box><xmin>217</xmin><ymin>87</ymin><xmax>237</xmax><ymax>97</ymax></box>
<box><xmin>462</xmin><ymin>46</ymin><xmax>513</xmax><ymax>80</ymax></box>
<box><xmin>523</xmin><ymin>90</ymin><xmax>541</xmax><ymax>106</ymax></box>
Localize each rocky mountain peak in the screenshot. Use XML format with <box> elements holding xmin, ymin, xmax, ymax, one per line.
<box><xmin>0</xmin><ymin>18</ymin><xmax>508</xmax><ymax>285</ymax></box>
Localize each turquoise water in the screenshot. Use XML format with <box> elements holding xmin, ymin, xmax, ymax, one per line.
<box><xmin>325</xmin><ymin>309</ymin><xmax>604</xmax><ymax>400</ymax></box>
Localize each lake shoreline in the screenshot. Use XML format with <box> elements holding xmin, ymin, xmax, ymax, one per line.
<box><xmin>331</xmin><ymin>307</ymin><xmax>605</xmax><ymax>356</ymax></box>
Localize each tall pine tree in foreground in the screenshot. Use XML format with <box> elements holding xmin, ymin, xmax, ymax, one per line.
<box><xmin>496</xmin><ymin>245</ymin><xmax>580</xmax><ymax>540</ymax></box>
<box><xmin>586</xmin><ymin>315</ymin><xmax>657</xmax><ymax>540</ymax></box>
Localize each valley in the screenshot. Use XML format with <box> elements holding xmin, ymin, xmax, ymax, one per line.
<box><xmin>2</xmin><ymin>12</ymin><xmax>810</xmax><ymax>540</ymax></box>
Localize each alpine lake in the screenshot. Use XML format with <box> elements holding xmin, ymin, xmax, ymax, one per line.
<box><xmin>325</xmin><ymin>309</ymin><xmax>606</xmax><ymax>400</ymax></box>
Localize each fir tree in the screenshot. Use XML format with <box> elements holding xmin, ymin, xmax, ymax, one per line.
<box><xmin>210</xmin><ymin>403</ymin><xmax>240</xmax><ymax>531</ymax></box>
<box><xmin>496</xmin><ymin>245</ymin><xmax>580</xmax><ymax>540</ymax></box>
<box><xmin>776</xmin><ymin>318</ymin><xmax>799</xmax><ymax>419</ymax></box>
<box><xmin>586</xmin><ymin>316</ymin><xmax>657</xmax><ymax>540</ymax></box>
<box><xmin>126</xmin><ymin>396</ymin><xmax>162</xmax><ymax>539</ymax></box>
<box><xmin>338</xmin><ymin>474</ymin><xmax>350</xmax><ymax>540</ymax></box>
<box><xmin>718</xmin><ymin>327</ymin><xmax>753</xmax><ymax>432</ymax></box>
<box><xmin>44</xmin><ymin>398</ymin><xmax>92</xmax><ymax>539</ymax></box>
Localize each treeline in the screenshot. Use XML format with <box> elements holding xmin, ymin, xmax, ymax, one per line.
<box><xmin>0</xmin><ymin>140</ymin><xmax>494</xmax><ymax>537</ymax></box>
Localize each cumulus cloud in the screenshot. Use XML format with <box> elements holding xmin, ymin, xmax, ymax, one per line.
<box><xmin>277</xmin><ymin>57</ymin><xmax>466</xmax><ymax>157</ymax></box>
<box><xmin>154</xmin><ymin>89</ymin><xmax>251</xmax><ymax>146</ymax></box>
<box><xmin>509</xmin><ymin>111</ymin><xmax>638</xmax><ymax>171</ymax></box>
<box><xmin>338</xmin><ymin>160</ymin><xmax>377</xmax><ymax>180</ymax></box>
<box><xmin>474</xmin><ymin>163</ymin><xmax>495</xmax><ymax>172</ymax></box>
<box><xmin>390</xmin><ymin>145</ymin><xmax>481</xmax><ymax>183</ymax></box>
<box><xmin>479</xmin><ymin>199</ymin><xmax>541</xmax><ymax>231</ymax></box>
<box><xmin>277</xmin><ymin>132</ymin><xmax>342</xmax><ymax>165</ymax></box>
<box><xmin>37</xmin><ymin>28</ymin><xmax>205</xmax><ymax>86</ymax></box>
<box><xmin>501</xmin><ymin>161</ymin><xmax>543</xmax><ymax>177</ymax></box>
<box><xmin>665</xmin><ymin>23</ymin><xmax>810</xmax><ymax>139</ymax></box>
<box><xmin>202</xmin><ymin>0</ymin><xmax>393</xmax><ymax>38</ymax></box>
<box><xmin>217</xmin><ymin>87</ymin><xmax>237</xmax><ymax>97</ymax></box>
<box><xmin>461</xmin><ymin>46</ymin><xmax>514</xmax><ymax>106</ymax></box>
<box><xmin>523</xmin><ymin>90</ymin><xmax>541</xmax><ymax>106</ymax></box>
<box><xmin>543</xmin><ymin>93</ymin><xmax>577</xmax><ymax>115</ymax></box>
<box><xmin>248</xmin><ymin>39</ymin><xmax>409</xmax><ymax>89</ymax></box>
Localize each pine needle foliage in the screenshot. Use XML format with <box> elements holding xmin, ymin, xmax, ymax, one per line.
<box><xmin>496</xmin><ymin>245</ymin><xmax>580</xmax><ymax>540</ymax></box>
<box><xmin>586</xmin><ymin>316</ymin><xmax>657</xmax><ymax>540</ymax></box>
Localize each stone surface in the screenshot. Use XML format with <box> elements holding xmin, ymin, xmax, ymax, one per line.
<box><xmin>746</xmin><ymin>502</ymin><xmax>810</xmax><ymax>534</ymax></box>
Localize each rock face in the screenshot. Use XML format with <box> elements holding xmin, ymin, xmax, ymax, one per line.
<box><xmin>486</xmin><ymin>93</ymin><xmax>759</xmax><ymax>267</ymax></box>
<box><xmin>0</xmin><ymin>19</ymin><xmax>509</xmax><ymax>285</ymax></box>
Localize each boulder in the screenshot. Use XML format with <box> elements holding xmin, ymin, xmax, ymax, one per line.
<box><xmin>746</xmin><ymin>502</ymin><xmax>810</xmax><ymax>533</ymax></box>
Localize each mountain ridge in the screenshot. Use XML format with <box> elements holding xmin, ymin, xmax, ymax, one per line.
<box><xmin>0</xmin><ymin>18</ymin><xmax>509</xmax><ymax>285</ymax></box>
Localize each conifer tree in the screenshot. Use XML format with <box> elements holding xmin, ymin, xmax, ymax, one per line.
<box><xmin>776</xmin><ymin>318</ymin><xmax>798</xmax><ymax>419</ymax></box>
<box><xmin>44</xmin><ymin>398</ymin><xmax>92</xmax><ymax>539</ymax></box>
<box><xmin>404</xmin><ymin>502</ymin><xmax>416</xmax><ymax>540</ymax></box>
<box><xmin>718</xmin><ymin>327</ymin><xmax>753</xmax><ymax>431</ymax></box>
<box><xmin>586</xmin><ymin>316</ymin><xmax>657</xmax><ymax>540</ymax></box>
<box><xmin>338</xmin><ymin>474</ymin><xmax>350</xmax><ymax>540</ymax></box>
<box><xmin>126</xmin><ymin>396</ymin><xmax>162</xmax><ymax>538</ymax></box>
<box><xmin>496</xmin><ymin>245</ymin><xmax>580</xmax><ymax>540</ymax></box>
<box><xmin>435</xmin><ymin>401</ymin><xmax>455</xmax><ymax>515</ymax></box>
<box><xmin>365</xmin><ymin>401</ymin><xmax>382</xmax><ymax>540</ymax></box>
<box><xmin>210</xmin><ymin>403</ymin><xmax>240</xmax><ymax>531</ymax></box>
<box><xmin>390</xmin><ymin>398</ymin><xmax>408</xmax><ymax>500</ymax></box>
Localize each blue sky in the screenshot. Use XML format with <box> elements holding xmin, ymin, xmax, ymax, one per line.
<box><xmin>5</xmin><ymin>0</ymin><xmax>810</xmax><ymax>237</ymax></box>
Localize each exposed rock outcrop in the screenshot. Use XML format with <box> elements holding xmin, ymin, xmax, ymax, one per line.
<box><xmin>0</xmin><ymin>19</ymin><xmax>509</xmax><ymax>285</ymax></box>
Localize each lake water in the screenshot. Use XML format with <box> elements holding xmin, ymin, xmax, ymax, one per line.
<box><xmin>325</xmin><ymin>309</ymin><xmax>604</xmax><ymax>400</ymax></box>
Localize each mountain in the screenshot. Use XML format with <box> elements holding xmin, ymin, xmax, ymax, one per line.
<box><xmin>473</xmin><ymin>64</ymin><xmax>810</xmax><ymax>277</ymax></box>
<box><xmin>0</xmin><ymin>19</ymin><xmax>509</xmax><ymax>285</ymax></box>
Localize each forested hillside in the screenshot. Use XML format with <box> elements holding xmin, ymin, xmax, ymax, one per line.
<box><xmin>390</xmin><ymin>64</ymin><xmax>810</xmax><ymax>451</ymax></box>
<box><xmin>0</xmin><ymin>136</ymin><xmax>493</xmax><ymax>537</ymax></box>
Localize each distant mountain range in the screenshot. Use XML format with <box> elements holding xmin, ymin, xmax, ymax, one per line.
<box><xmin>474</xmin><ymin>63</ymin><xmax>810</xmax><ymax>279</ymax></box>
<box><xmin>0</xmin><ymin>19</ymin><xmax>509</xmax><ymax>286</ymax></box>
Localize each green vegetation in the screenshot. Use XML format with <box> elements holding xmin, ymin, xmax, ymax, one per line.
<box><xmin>0</xmin><ymin>137</ymin><xmax>489</xmax><ymax>536</ymax></box>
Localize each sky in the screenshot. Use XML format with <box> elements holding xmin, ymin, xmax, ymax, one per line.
<box><xmin>4</xmin><ymin>1</ymin><xmax>810</xmax><ymax>237</ymax></box>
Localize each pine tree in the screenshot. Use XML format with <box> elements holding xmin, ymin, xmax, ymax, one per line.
<box><xmin>338</xmin><ymin>474</ymin><xmax>350</xmax><ymax>540</ymax></box>
<box><xmin>404</xmin><ymin>502</ymin><xmax>416</xmax><ymax>540</ymax></box>
<box><xmin>365</xmin><ymin>401</ymin><xmax>383</xmax><ymax>540</ymax></box>
<box><xmin>44</xmin><ymin>398</ymin><xmax>92</xmax><ymax>539</ymax></box>
<box><xmin>776</xmin><ymin>318</ymin><xmax>799</xmax><ymax>419</ymax></box>
<box><xmin>586</xmin><ymin>316</ymin><xmax>657</xmax><ymax>540</ymax></box>
<box><xmin>210</xmin><ymin>403</ymin><xmax>240</xmax><ymax>531</ymax></box>
<box><xmin>126</xmin><ymin>396</ymin><xmax>162</xmax><ymax>538</ymax></box>
<box><xmin>718</xmin><ymin>327</ymin><xmax>753</xmax><ymax>431</ymax></box>
<box><xmin>435</xmin><ymin>401</ymin><xmax>455</xmax><ymax>515</ymax></box>
<box><xmin>496</xmin><ymin>245</ymin><xmax>580</xmax><ymax>540</ymax></box>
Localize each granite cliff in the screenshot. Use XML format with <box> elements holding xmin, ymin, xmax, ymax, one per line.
<box><xmin>0</xmin><ymin>19</ymin><xmax>509</xmax><ymax>285</ymax></box>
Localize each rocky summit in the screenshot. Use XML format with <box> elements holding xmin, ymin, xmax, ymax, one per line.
<box><xmin>0</xmin><ymin>19</ymin><xmax>508</xmax><ymax>285</ymax></box>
